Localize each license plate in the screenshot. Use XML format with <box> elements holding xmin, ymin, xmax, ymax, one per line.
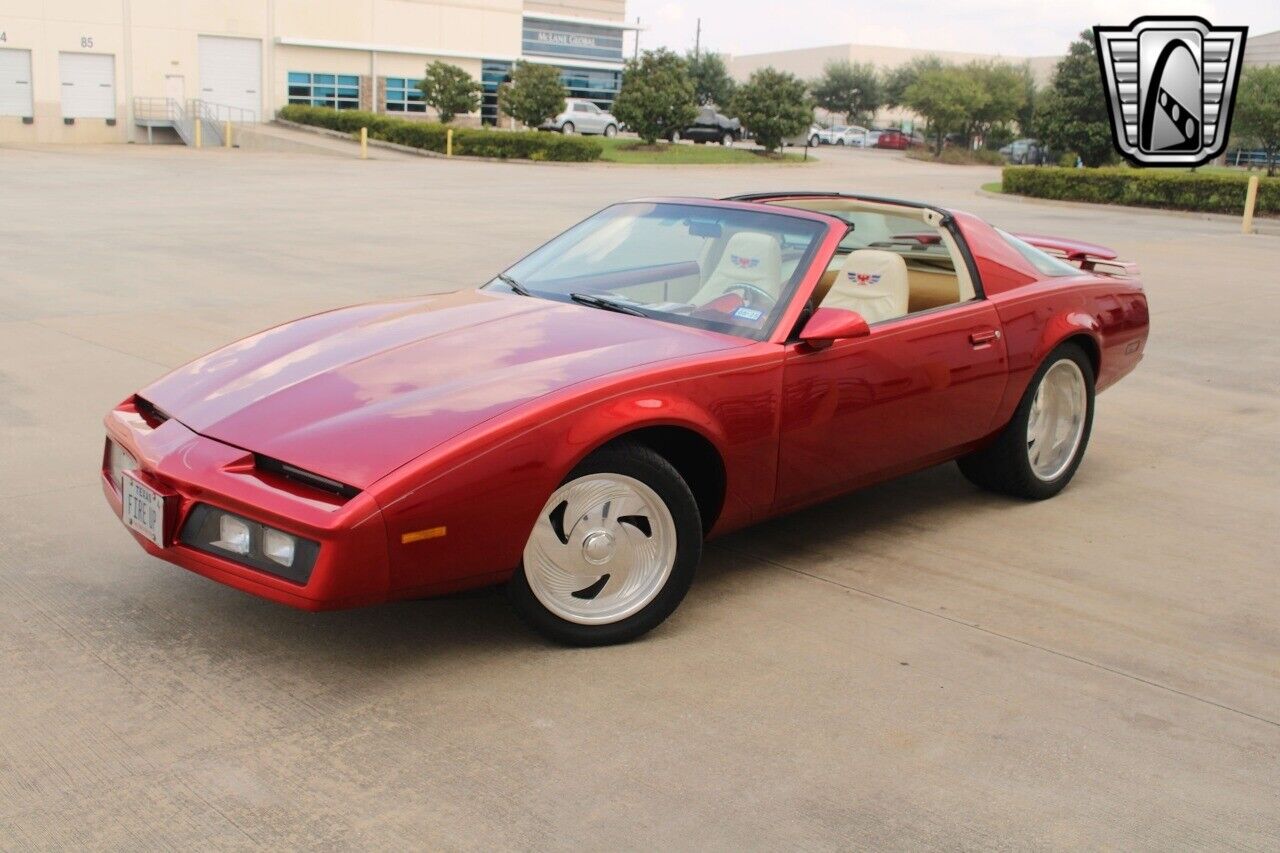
<box><xmin>121</xmin><ymin>471</ymin><xmax>167</xmax><ymax>547</ymax></box>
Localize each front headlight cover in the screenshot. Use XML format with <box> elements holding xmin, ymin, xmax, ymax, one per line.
<box><xmin>179</xmin><ymin>504</ymin><xmax>319</xmax><ymax>585</ymax></box>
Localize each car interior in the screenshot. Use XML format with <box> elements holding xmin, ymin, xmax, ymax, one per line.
<box><xmin>760</xmin><ymin>197</ymin><xmax>977</xmax><ymax>321</ymax></box>
<box><xmin>505</xmin><ymin>199</ymin><xmax>976</xmax><ymax>338</ymax></box>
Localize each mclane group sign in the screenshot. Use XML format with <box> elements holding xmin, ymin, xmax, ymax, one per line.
<box><xmin>522</xmin><ymin>19</ymin><xmax>624</xmax><ymax>63</ymax></box>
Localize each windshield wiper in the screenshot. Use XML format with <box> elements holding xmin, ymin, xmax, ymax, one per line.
<box><xmin>496</xmin><ymin>272</ymin><xmax>532</xmax><ymax>296</ymax></box>
<box><xmin>569</xmin><ymin>292</ymin><xmax>648</xmax><ymax>317</ymax></box>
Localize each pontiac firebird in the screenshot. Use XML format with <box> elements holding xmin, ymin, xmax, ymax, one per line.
<box><xmin>103</xmin><ymin>192</ymin><xmax>1149</xmax><ymax>645</ymax></box>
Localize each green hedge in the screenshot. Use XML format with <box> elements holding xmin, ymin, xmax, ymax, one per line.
<box><xmin>277</xmin><ymin>105</ymin><xmax>603</xmax><ymax>162</ymax></box>
<box><xmin>1002</xmin><ymin>166</ymin><xmax>1279</xmax><ymax>215</ymax></box>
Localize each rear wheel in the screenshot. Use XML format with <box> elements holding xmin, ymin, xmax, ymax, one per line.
<box><xmin>561</xmin><ymin>121</ymin><xmax>575</xmax><ymax>135</ymax></box>
<box><xmin>957</xmin><ymin>342</ymin><xmax>1095</xmax><ymax>500</ymax></box>
<box><xmin>809</xmin><ymin>134</ymin><xmax>820</xmax><ymax>147</ymax></box>
<box><xmin>509</xmin><ymin>443</ymin><xmax>702</xmax><ymax>645</ymax></box>
<box><xmin>670</xmin><ymin>129</ymin><xmax>682</xmax><ymax>143</ymax></box>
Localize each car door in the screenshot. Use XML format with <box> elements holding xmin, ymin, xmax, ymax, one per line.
<box><xmin>775</xmin><ymin>299</ymin><xmax>1008</xmax><ymax>508</ymax></box>
<box><xmin>583</xmin><ymin>102</ymin><xmax>605</xmax><ymax>133</ymax></box>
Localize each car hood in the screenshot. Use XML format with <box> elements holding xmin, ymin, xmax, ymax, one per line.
<box><xmin>141</xmin><ymin>290</ymin><xmax>743</xmax><ymax>488</ymax></box>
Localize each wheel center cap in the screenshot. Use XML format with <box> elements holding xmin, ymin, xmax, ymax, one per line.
<box><xmin>582</xmin><ymin>530</ymin><xmax>615</xmax><ymax>565</ymax></box>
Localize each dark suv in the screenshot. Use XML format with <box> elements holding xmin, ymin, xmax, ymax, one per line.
<box><xmin>670</xmin><ymin>107</ymin><xmax>741</xmax><ymax>146</ymax></box>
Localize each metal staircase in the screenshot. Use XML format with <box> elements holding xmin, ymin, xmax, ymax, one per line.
<box><xmin>134</xmin><ymin>98</ymin><xmax>257</xmax><ymax>146</ymax></box>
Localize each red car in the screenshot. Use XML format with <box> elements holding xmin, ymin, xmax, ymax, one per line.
<box><xmin>103</xmin><ymin>193</ymin><xmax>1148</xmax><ymax>645</ymax></box>
<box><xmin>877</xmin><ymin>129</ymin><xmax>924</xmax><ymax>150</ymax></box>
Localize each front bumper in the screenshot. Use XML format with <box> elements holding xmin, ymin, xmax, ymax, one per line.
<box><xmin>102</xmin><ymin>401</ymin><xmax>391</xmax><ymax>610</ymax></box>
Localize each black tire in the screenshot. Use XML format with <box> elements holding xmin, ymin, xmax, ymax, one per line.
<box><xmin>957</xmin><ymin>342</ymin><xmax>1095</xmax><ymax>500</ymax></box>
<box><xmin>809</xmin><ymin>135</ymin><xmax>820</xmax><ymax>147</ymax></box>
<box><xmin>721</xmin><ymin>132</ymin><xmax>734</xmax><ymax>146</ymax></box>
<box><xmin>561</xmin><ymin>121</ymin><xmax>575</xmax><ymax>135</ymax></box>
<box><xmin>508</xmin><ymin>442</ymin><xmax>702</xmax><ymax>646</ymax></box>
<box><xmin>604</xmin><ymin>124</ymin><xmax>617</xmax><ymax>138</ymax></box>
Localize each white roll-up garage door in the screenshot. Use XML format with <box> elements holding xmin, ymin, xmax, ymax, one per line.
<box><xmin>198</xmin><ymin>36</ymin><xmax>261</xmax><ymax>120</ymax></box>
<box><xmin>59</xmin><ymin>52</ymin><xmax>116</xmax><ymax>119</ymax></box>
<box><xmin>0</xmin><ymin>48</ymin><xmax>33</xmax><ymax>117</ymax></box>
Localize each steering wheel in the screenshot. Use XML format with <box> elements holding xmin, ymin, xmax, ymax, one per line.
<box><xmin>724</xmin><ymin>283</ymin><xmax>777</xmax><ymax>310</ymax></box>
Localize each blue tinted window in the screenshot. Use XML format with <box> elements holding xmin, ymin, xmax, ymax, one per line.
<box><xmin>287</xmin><ymin>71</ymin><xmax>361</xmax><ymax>109</ymax></box>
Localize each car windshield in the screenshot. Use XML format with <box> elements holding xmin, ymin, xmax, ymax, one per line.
<box><xmin>489</xmin><ymin>202</ymin><xmax>828</xmax><ymax>340</ymax></box>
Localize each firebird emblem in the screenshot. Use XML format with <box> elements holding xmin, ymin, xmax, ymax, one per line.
<box><xmin>731</xmin><ymin>255</ymin><xmax>760</xmax><ymax>269</ymax></box>
<box><xmin>847</xmin><ymin>271</ymin><xmax>881</xmax><ymax>285</ymax></box>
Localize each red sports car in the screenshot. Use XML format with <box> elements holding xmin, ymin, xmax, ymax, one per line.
<box><xmin>103</xmin><ymin>193</ymin><xmax>1148</xmax><ymax>645</ymax></box>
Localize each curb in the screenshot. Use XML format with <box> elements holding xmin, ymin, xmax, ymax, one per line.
<box><xmin>272</xmin><ymin>119</ymin><xmax>591</xmax><ymax>166</ymax></box>
<box><xmin>976</xmin><ymin>187</ymin><xmax>1279</xmax><ymax>234</ymax></box>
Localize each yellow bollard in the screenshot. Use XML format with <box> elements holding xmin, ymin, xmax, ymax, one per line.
<box><xmin>1242</xmin><ymin>174</ymin><xmax>1259</xmax><ymax>235</ymax></box>
<box><xmin>193</xmin><ymin>118</ymin><xmax>202</xmax><ymax>149</ymax></box>
<box><xmin>224</xmin><ymin>120</ymin><xmax>232</xmax><ymax>148</ymax></box>
<box><xmin>360</xmin><ymin>126</ymin><xmax>368</xmax><ymax>160</ymax></box>
<box><xmin>447</xmin><ymin>128</ymin><xmax>453</xmax><ymax>158</ymax></box>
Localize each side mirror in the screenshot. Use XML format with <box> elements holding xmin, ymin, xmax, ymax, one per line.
<box><xmin>798</xmin><ymin>307</ymin><xmax>870</xmax><ymax>349</ymax></box>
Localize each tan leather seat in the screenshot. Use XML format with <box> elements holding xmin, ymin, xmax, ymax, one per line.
<box><xmin>693</xmin><ymin>231</ymin><xmax>782</xmax><ymax>305</ymax></box>
<box><xmin>821</xmin><ymin>249</ymin><xmax>909</xmax><ymax>324</ymax></box>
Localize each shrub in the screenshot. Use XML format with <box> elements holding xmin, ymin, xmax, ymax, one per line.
<box><xmin>909</xmin><ymin>147</ymin><xmax>1005</xmax><ymax>166</ymax></box>
<box><xmin>730</xmin><ymin>68</ymin><xmax>812</xmax><ymax>153</ymax></box>
<box><xmin>277</xmin><ymin>105</ymin><xmax>602</xmax><ymax>162</ymax></box>
<box><xmin>497</xmin><ymin>62</ymin><xmax>567</xmax><ymax>129</ymax></box>
<box><xmin>612</xmin><ymin>48</ymin><xmax>697</xmax><ymax>144</ymax></box>
<box><xmin>1002</xmin><ymin>166</ymin><xmax>1280</xmax><ymax>215</ymax></box>
<box><xmin>419</xmin><ymin>61</ymin><xmax>481</xmax><ymax>124</ymax></box>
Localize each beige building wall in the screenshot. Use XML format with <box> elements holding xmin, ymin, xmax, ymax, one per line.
<box><xmin>1</xmin><ymin>0</ymin><xmax>585</xmax><ymax>143</ymax></box>
<box><xmin>524</xmin><ymin>0</ymin><xmax>625</xmax><ymax>23</ymax></box>
<box><xmin>1244</xmin><ymin>29</ymin><xmax>1280</xmax><ymax>68</ymax></box>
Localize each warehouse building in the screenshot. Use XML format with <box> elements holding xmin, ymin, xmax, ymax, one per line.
<box><xmin>0</xmin><ymin>0</ymin><xmax>636</xmax><ymax>144</ymax></box>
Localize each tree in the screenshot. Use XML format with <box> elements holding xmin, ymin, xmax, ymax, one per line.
<box><xmin>497</xmin><ymin>61</ymin><xmax>566</xmax><ymax>128</ymax></box>
<box><xmin>1036</xmin><ymin>30</ymin><xmax>1115</xmax><ymax>167</ymax></box>
<box><xmin>904</xmin><ymin>66</ymin><xmax>987</xmax><ymax>155</ymax></box>
<box><xmin>963</xmin><ymin>60</ymin><xmax>1031</xmax><ymax>147</ymax></box>
<box><xmin>1232</xmin><ymin>66</ymin><xmax>1280</xmax><ymax>176</ymax></box>
<box><xmin>418</xmin><ymin>61</ymin><xmax>481</xmax><ymax>124</ymax></box>
<box><xmin>810</xmin><ymin>60</ymin><xmax>883</xmax><ymax>125</ymax></box>
<box><xmin>613</xmin><ymin>48</ymin><xmax>698</xmax><ymax>144</ymax></box>
<box><xmin>883</xmin><ymin>55</ymin><xmax>945</xmax><ymax>108</ymax></box>
<box><xmin>687</xmin><ymin>51</ymin><xmax>735</xmax><ymax>107</ymax></box>
<box><xmin>729</xmin><ymin>67</ymin><xmax>812</xmax><ymax>153</ymax></box>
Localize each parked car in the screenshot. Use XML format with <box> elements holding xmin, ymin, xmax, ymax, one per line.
<box><xmin>813</xmin><ymin>124</ymin><xmax>871</xmax><ymax>146</ymax></box>
<box><xmin>104</xmin><ymin>191</ymin><xmax>1148</xmax><ymax>646</ymax></box>
<box><xmin>541</xmin><ymin>98</ymin><xmax>619</xmax><ymax>136</ymax></box>
<box><xmin>876</xmin><ymin>129</ymin><xmax>925</xmax><ymax>150</ymax></box>
<box><xmin>670</xmin><ymin>107</ymin><xmax>741</xmax><ymax>145</ymax></box>
<box><xmin>999</xmin><ymin>138</ymin><xmax>1045</xmax><ymax>165</ymax></box>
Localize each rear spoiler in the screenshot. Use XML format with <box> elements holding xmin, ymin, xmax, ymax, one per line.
<box><xmin>1014</xmin><ymin>232</ymin><xmax>1139</xmax><ymax>277</ymax></box>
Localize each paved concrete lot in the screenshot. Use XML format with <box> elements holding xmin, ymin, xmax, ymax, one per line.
<box><xmin>1</xmin><ymin>141</ymin><xmax>1277</xmax><ymax>849</ymax></box>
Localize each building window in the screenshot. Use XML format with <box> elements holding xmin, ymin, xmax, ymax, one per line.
<box><xmin>481</xmin><ymin>60</ymin><xmax>512</xmax><ymax>125</ymax></box>
<box><xmin>385</xmin><ymin>77</ymin><xmax>426</xmax><ymax>113</ymax></box>
<box><xmin>287</xmin><ymin>72</ymin><xmax>360</xmax><ymax>110</ymax></box>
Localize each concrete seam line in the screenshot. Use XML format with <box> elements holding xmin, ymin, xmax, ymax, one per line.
<box><xmin>713</xmin><ymin>542</ymin><xmax>1280</xmax><ymax>730</ymax></box>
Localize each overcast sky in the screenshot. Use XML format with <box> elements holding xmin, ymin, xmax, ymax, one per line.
<box><xmin>625</xmin><ymin>0</ymin><xmax>1280</xmax><ymax>59</ymax></box>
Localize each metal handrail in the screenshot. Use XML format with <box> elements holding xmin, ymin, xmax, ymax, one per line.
<box><xmin>188</xmin><ymin>98</ymin><xmax>258</xmax><ymax>124</ymax></box>
<box><xmin>134</xmin><ymin>96</ymin><xmax>185</xmax><ymax>123</ymax></box>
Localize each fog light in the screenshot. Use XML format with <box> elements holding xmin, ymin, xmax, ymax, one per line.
<box><xmin>263</xmin><ymin>528</ymin><xmax>296</xmax><ymax>568</ymax></box>
<box><xmin>212</xmin><ymin>515</ymin><xmax>251</xmax><ymax>555</ymax></box>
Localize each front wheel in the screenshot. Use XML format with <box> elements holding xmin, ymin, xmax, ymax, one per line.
<box><xmin>721</xmin><ymin>132</ymin><xmax>734</xmax><ymax>146</ymax></box>
<box><xmin>809</xmin><ymin>135</ymin><xmax>820</xmax><ymax>147</ymax></box>
<box><xmin>509</xmin><ymin>443</ymin><xmax>702</xmax><ymax>645</ymax></box>
<box><xmin>603</xmin><ymin>123</ymin><xmax>617</xmax><ymax>138</ymax></box>
<box><xmin>670</xmin><ymin>130</ymin><xmax>682</xmax><ymax>143</ymax></box>
<box><xmin>957</xmin><ymin>342</ymin><xmax>1095</xmax><ymax>500</ymax></box>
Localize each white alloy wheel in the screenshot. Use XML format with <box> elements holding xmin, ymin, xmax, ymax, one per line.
<box><xmin>1026</xmin><ymin>359</ymin><xmax>1088</xmax><ymax>481</ymax></box>
<box><xmin>523</xmin><ymin>473</ymin><xmax>678</xmax><ymax>625</ymax></box>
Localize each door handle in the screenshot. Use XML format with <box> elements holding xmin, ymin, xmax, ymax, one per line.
<box><xmin>969</xmin><ymin>329</ymin><xmax>1001</xmax><ymax>346</ymax></box>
